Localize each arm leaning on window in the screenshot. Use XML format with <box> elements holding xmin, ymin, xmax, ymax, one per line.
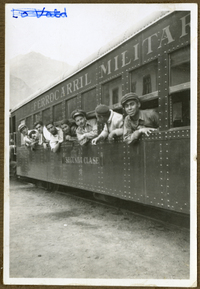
<box><xmin>150</xmin><ymin>109</ymin><xmax>159</xmax><ymax>128</ymax></box>
<box><xmin>123</xmin><ymin>117</ymin><xmax>141</xmax><ymax>145</ymax></box>
<box><xmin>57</xmin><ymin>128</ymin><xmax>64</xmax><ymax>143</ymax></box>
<box><xmin>76</xmin><ymin>128</ymin><xmax>84</xmax><ymax>142</ymax></box>
<box><xmin>83</xmin><ymin>123</ymin><xmax>98</xmax><ymax>140</ymax></box>
<box><xmin>108</xmin><ymin>118</ymin><xmax>124</xmax><ymax>139</ymax></box>
<box><xmin>96</xmin><ymin>124</ymin><xmax>108</xmax><ymax>140</ymax></box>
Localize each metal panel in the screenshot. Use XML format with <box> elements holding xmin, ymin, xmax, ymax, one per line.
<box><xmin>17</xmin><ymin>147</ymin><xmax>30</xmax><ymax>176</ymax></box>
<box><xmin>48</xmin><ymin>148</ymin><xmax>63</xmax><ymax>184</ymax></box>
<box><xmin>17</xmin><ymin>146</ymin><xmax>49</xmax><ymax>181</ymax></box>
<box><xmin>27</xmin><ymin>147</ymin><xmax>48</xmax><ymax>181</ymax></box>
<box><xmin>16</xmin><ymin>135</ymin><xmax>190</xmax><ymax>215</ymax></box>
<box><xmin>164</xmin><ymin>138</ymin><xmax>190</xmax><ymax>214</ymax></box>
<box><xmin>127</xmin><ymin>141</ymin><xmax>145</xmax><ymax>203</ymax></box>
<box><xmin>80</xmin><ymin>144</ymin><xmax>101</xmax><ymax>192</ymax></box>
<box><xmin>61</xmin><ymin>143</ymin><xmax>84</xmax><ymax>188</ymax></box>
<box><xmin>98</xmin><ymin>141</ymin><xmax>126</xmax><ymax>198</ymax></box>
<box><xmin>144</xmin><ymin>140</ymin><xmax>164</xmax><ymax>208</ymax></box>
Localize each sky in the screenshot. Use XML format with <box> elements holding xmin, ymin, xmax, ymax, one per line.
<box><xmin>5</xmin><ymin>3</ymin><xmax>187</xmax><ymax>66</ymax></box>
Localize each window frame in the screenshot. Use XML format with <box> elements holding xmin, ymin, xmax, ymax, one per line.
<box><xmin>168</xmin><ymin>46</ymin><xmax>190</xmax><ymax>129</ymax></box>
<box><xmin>101</xmin><ymin>76</ymin><xmax>122</xmax><ymax>107</ymax></box>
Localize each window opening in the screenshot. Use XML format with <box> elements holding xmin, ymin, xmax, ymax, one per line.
<box><xmin>26</xmin><ymin>115</ymin><xmax>32</xmax><ymax>130</ymax></box>
<box><xmin>140</xmin><ymin>99</ymin><xmax>158</xmax><ymax>110</ymax></box>
<box><xmin>169</xmin><ymin>46</ymin><xmax>190</xmax><ymax>87</ymax></box>
<box><xmin>130</xmin><ymin>60</ymin><xmax>158</xmax><ymax>98</ymax></box>
<box><xmin>143</xmin><ymin>74</ymin><xmax>151</xmax><ymax>95</ymax></box>
<box><xmin>42</xmin><ymin>108</ymin><xmax>51</xmax><ymax>125</ymax></box>
<box><xmin>19</xmin><ymin>119</ymin><xmax>25</xmax><ymax>146</ymax></box>
<box><xmin>66</xmin><ymin>97</ymin><xmax>77</xmax><ymax>119</ymax></box>
<box><xmin>112</xmin><ymin>88</ymin><xmax>119</xmax><ymax>105</ymax></box>
<box><xmin>82</xmin><ymin>88</ymin><xmax>97</xmax><ymax>112</ymax></box>
<box><xmin>102</xmin><ymin>77</ymin><xmax>122</xmax><ymax>106</ymax></box>
<box><xmin>171</xmin><ymin>90</ymin><xmax>190</xmax><ymax>127</ymax></box>
<box><xmin>53</xmin><ymin>103</ymin><xmax>63</xmax><ymax>123</ymax></box>
<box><xmin>131</xmin><ymin>81</ymin><xmax>137</xmax><ymax>93</ymax></box>
<box><xmin>169</xmin><ymin>46</ymin><xmax>190</xmax><ymax>128</ymax></box>
<box><xmin>33</xmin><ymin>112</ymin><xmax>41</xmax><ymax>124</ymax></box>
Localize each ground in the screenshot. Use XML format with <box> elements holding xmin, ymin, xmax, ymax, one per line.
<box><xmin>8</xmin><ymin>179</ymin><xmax>190</xmax><ymax>283</ymax></box>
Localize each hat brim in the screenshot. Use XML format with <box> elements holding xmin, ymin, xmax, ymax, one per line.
<box><xmin>121</xmin><ymin>97</ymin><xmax>140</xmax><ymax>106</ymax></box>
<box><xmin>18</xmin><ymin>125</ymin><xmax>26</xmax><ymax>132</ymax></box>
<box><xmin>73</xmin><ymin>113</ymin><xmax>86</xmax><ymax>119</ymax></box>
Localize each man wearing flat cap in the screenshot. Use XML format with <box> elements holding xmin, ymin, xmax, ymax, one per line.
<box><xmin>91</xmin><ymin>104</ymin><xmax>123</xmax><ymax>145</ymax></box>
<box><xmin>121</xmin><ymin>92</ymin><xmax>159</xmax><ymax>145</ymax></box>
<box><xmin>71</xmin><ymin>109</ymin><xmax>98</xmax><ymax>146</ymax></box>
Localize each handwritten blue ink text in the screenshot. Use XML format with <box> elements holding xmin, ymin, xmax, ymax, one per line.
<box><xmin>11</xmin><ymin>7</ymin><xmax>67</xmax><ymax>18</ymax></box>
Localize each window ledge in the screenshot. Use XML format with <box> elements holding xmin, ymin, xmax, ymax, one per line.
<box><xmin>140</xmin><ymin>91</ymin><xmax>158</xmax><ymax>102</ymax></box>
<box><xmin>168</xmin><ymin>126</ymin><xmax>190</xmax><ymax>132</ymax></box>
<box><xmin>169</xmin><ymin>82</ymin><xmax>190</xmax><ymax>94</ymax></box>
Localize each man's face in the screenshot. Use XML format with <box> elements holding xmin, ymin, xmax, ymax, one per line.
<box><xmin>31</xmin><ymin>133</ymin><xmax>38</xmax><ymax>140</ymax></box>
<box><xmin>21</xmin><ymin>127</ymin><xmax>28</xmax><ymax>136</ymax></box>
<box><xmin>35</xmin><ymin>124</ymin><xmax>43</xmax><ymax>134</ymax></box>
<box><xmin>61</xmin><ymin>124</ymin><xmax>70</xmax><ymax>134</ymax></box>
<box><xmin>96</xmin><ymin>114</ymin><xmax>106</xmax><ymax>124</ymax></box>
<box><xmin>75</xmin><ymin>116</ymin><xmax>87</xmax><ymax>128</ymax></box>
<box><xmin>47</xmin><ymin>124</ymin><xmax>57</xmax><ymax>135</ymax></box>
<box><xmin>124</xmin><ymin>100</ymin><xmax>140</xmax><ymax>117</ymax></box>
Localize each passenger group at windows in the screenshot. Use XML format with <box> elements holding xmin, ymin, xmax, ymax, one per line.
<box><xmin>18</xmin><ymin>92</ymin><xmax>159</xmax><ymax>152</ymax></box>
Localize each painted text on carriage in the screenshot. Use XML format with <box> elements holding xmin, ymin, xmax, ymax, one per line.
<box><xmin>99</xmin><ymin>13</ymin><xmax>190</xmax><ymax>77</ymax></box>
<box><xmin>33</xmin><ymin>72</ymin><xmax>91</xmax><ymax>111</ymax></box>
<box><xmin>64</xmin><ymin>156</ymin><xmax>100</xmax><ymax>165</ymax></box>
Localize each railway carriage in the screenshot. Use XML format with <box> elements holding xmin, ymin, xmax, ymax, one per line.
<box><xmin>10</xmin><ymin>11</ymin><xmax>191</xmax><ymax>214</ymax></box>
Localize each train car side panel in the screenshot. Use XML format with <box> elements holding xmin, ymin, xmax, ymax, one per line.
<box><xmin>166</xmin><ymin>136</ymin><xmax>190</xmax><ymax>214</ymax></box>
<box><xmin>48</xmin><ymin>149</ymin><xmax>63</xmax><ymax>184</ymax></box>
<box><xmin>97</xmin><ymin>141</ymin><xmax>131</xmax><ymax>198</ymax></box>
<box><xmin>126</xmin><ymin>142</ymin><xmax>145</xmax><ymax>203</ymax></box>
<box><xmin>61</xmin><ymin>144</ymin><xmax>82</xmax><ymax>188</ymax></box>
<box><xmin>29</xmin><ymin>147</ymin><xmax>49</xmax><ymax>180</ymax></box>
<box><xmin>17</xmin><ymin>148</ymin><xmax>30</xmax><ymax>177</ymax></box>
<box><xmin>79</xmin><ymin>145</ymin><xmax>102</xmax><ymax>192</ymax></box>
<box><xmin>144</xmin><ymin>138</ymin><xmax>163</xmax><ymax>208</ymax></box>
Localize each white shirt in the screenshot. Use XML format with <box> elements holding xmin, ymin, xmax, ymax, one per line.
<box><xmin>98</xmin><ymin>110</ymin><xmax>124</xmax><ymax>139</ymax></box>
<box><xmin>47</xmin><ymin>127</ymin><xmax>63</xmax><ymax>149</ymax></box>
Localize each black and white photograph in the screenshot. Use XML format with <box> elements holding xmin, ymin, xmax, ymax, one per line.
<box><xmin>4</xmin><ymin>3</ymin><xmax>197</xmax><ymax>286</ymax></box>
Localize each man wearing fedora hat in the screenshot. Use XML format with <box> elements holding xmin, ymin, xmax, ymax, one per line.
<box><xmin>71</xmin><ymin>109</ymin><xmax>98</xmax><ymax>146</ymax></box>
<box><xmin>121</xmin><ymin>92</ymin><xmax>159</xmax><ymax>145</ymax></box>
